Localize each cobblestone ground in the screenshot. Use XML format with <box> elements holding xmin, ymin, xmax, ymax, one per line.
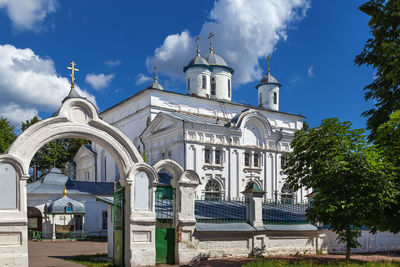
<box><xmin>28</xmin><ymin>240</ymin><xmax>107</xmax><ymax>267</ymax></box>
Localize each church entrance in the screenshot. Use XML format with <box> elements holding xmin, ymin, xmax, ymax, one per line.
<box><xmin>113</xmin><ymin>181</ymin><xmax>124</xmax><ymax>267</ymax></box>
<box><xmin>155</xmin><ymin>185</ymin><xmax>175</xmax><ymax>264</ymax></box>
<box><xmin>27</xmin><ymin>207</ymin><xmax>43</xmax><ymax>240</ymax></box>
<box><xmin>0</xmin><ymin>87</ymin><xmax>159</xmax><ymax>266</ymax></box>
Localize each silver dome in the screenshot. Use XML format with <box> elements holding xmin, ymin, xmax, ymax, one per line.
<box><xmin>147</xmin><ymin>80</ymin><xmax>164</xmax><ymax>90</ymax></box>
<box><xmin>256</xmin><ymin>72</ymin><xmax>281</xmax><ymax>89</ymax></box>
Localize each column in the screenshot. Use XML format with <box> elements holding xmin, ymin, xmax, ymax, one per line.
<box><xmin>173</xmin><ymin>170</ymin><xmax>200</xmax><ymax>264</ymax></box>
<box><xmin>52</xmin><ymin>215</ymin><xmax>56</xmax><ymax>241</ymax></box>
<box><xmin>243</xmin><ymin>183</ymin><xmax>265</xmax><ymax>229</ymax></box>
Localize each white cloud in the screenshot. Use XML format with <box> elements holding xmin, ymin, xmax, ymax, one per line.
<box><xmin>105</xmin><ymin>60</ymin><xmax>121</xmax><ymax>67</ymax></box>
<box><xmin>0</xmin><ymin>44</ymin><xmax>96</xmax><ymax>126</ymax></box>
<box><xmin>146</xmin><ymin>0</ymin><xmax>310</xmax><ymax>85</ymax></box>
<box><xmin>135</xmin><ymin>73</ymin><xmax>153</xmax><ymax>85</ymax></box>
<box><xmin>0</xmin><ymin>0</ymin><xmax>58</xmax><ymax>32</ymax></box>
<box><xmin>85</xmin><ymin>73</ymin><xmax>114</xmax><ymax>90</ymax></box>
<box><xmin>307</xmin><ymin>66</ymin><xmax>314</xmax><ymax>77</ymax></box>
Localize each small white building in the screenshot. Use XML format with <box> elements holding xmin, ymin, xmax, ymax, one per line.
<box><xmin>27</xmin><ymin>168</ymin><xmax>112</xmax><ymax>237</ymax></box>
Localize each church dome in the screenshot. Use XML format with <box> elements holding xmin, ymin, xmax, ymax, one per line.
<box><xmin>203</xmin><ymin>53</ymin><xmax>234</xmax><ymax>74</ymax></box>
<box><xmin>183</xmin><ymin>55</ymin><xmax>210</xmax><ymax>72</ymax></box>
<box><xmin>256</xmin><ymin>72</ymin><xmax>281</xmax><ymax>89</ymax></box>
<box><xmin>147</xmin><ymin>80</ymin><xmax>164</xmax><ymax>90</ymax></box>
<box><xmin>40</xmin><ymin>168</ymin><xmax>69</xmax><ymax>185</ymax></box>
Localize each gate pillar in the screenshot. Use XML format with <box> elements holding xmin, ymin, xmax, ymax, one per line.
<box><xmin>173</xmin><ymin>170</ymin><xmax>200</xmax><ymax>264</ymax></box>
<box><xmin>125</xmin><ymin>163</ymin><xmax>159</xmax><ymax>267</ymax></box>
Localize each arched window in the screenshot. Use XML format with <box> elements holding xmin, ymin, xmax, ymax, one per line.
<box><xmin>204</xmin><ymin>179</ymin><xmax>222</xmax><ymax>200</ymax></box>
<box><xmin>211</xmin><ymin>77</ymin><xmax>216</xmax><ymax>95</ymax></box>
<box><xmin>281</xmin><ymin>183</ymin><xmax>295</xmax><ymax>204</ymax></box>
<box><xmin>65</xmin><ymin>203</ymin><xmax>73</xmax><ymax>213</ymax></box>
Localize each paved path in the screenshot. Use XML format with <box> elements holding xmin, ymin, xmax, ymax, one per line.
<box><xmin>28</xmin><ymin>240</ymin><xmax>107</xmax><ymax>267</ymax></box>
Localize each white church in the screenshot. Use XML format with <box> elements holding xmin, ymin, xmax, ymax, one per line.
<box><xmin>76</xmin><ymin>37</ymin><xmax>308</xmax><ymax>203</ymax></box>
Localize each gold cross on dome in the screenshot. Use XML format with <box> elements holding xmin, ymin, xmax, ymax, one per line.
<box><xmin>195</xmin><ymin>36</ymin><xmax>200</xmax><ymax>56</ymax></box>
<box><xmin>153</xmin><ymin>66</ymin><xmax>158</xmax><ymax>81</ymax></box>
<box><xmin>208</xmin><ymin>32</ymin><xmax>215</xmax><ymax>54</ymax></box>
<box><xmin>67</xmin><ymin>61</ymin><xmax>79</xmax><ymax>88</ymax></box>
<box><xmin>266</xmin><ymin>56</ymin><xmax>271</xmax><ymax>73</ymax></box>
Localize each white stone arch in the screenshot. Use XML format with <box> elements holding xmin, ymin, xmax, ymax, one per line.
<box><xmin>6</xmin><ymin>98</ymin><xmax>142</xmax><ymax>178</ymax></box>
<box><xmin>233</xmin><ymin>109</ymin><xmax>274</xmax><ymax>136</ymax></box>
<box><xmin>242</xmin><ymin>178</ymin><xmax>263</xmax><ymax>193</ymax></box>
<box><xmin>0</xmin><ymin>96</ymin><xmax>159</xmax><ymax>266</ymax></box>
<box><xmin>153</xmin><ymin>159</ymin><xmax>184</xmax><ymax>187</ymax></box>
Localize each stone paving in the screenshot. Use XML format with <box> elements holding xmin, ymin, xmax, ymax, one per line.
<box><xmin>28</xmin><ymin>240</ymin><xmax>107</xmax><ymax>267</ymax></box>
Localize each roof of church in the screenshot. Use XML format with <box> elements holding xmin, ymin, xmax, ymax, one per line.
<box><xmin>27</xmin><ymin>168</ymin><xmax>113</xmax><ymax>195</ymax></box>
<box><xmin>101</xmin><ymin>88</ymin><xmax>305</xmax><ymax>119</ymax></box>
<box><xmin>146</xmin><ymin>80</ymin><xmax>164</xmax><ymax>90</ymax></box>
<box><xmin>46</xmin><ymin>195</ymin><xmax>86</xmax><ymax>214</ymax></box>
<box><xmin>256</xmin><ymin>72</ymin><xmax>281</xmax><ymax>88</ymax></box>
<box><xmin>166</xmin><ymin>112</ymin><xmax>228</xmax><ymax>126</ymax></box>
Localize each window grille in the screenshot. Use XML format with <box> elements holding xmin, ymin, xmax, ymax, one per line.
<box><xmin>244</xmin><ymin>153</ymin><xmax>250</xmax><ymax>166</ymax></box>
<box><xmin>274</xmin><ymin>92</ymin><xmax>277</xmax><ymax>104</ymax></box>
<box><xmin>202</xmin><ymin>75</ymin><xmax>206</xmax><ymax>89</ymax></box>
<box><xmin>211</xmin><ymin>77</ymin><xmax>216</xmax><ymax>95</ymax></box>
<box><xmin>215</xmin><ymin>150</ymin><xmax>221</xmax><ymax>164</ymax></box>
<box><xmin>75</xmin><ymin>215</ymin><xmax>83</xmax><ymax>230</ymax></box>
<box><xmin>204</xmin><ymin>149</ymin><xmax>211</xmax><ymax>164</ymax></box>
<box><xmin>281</xmin><ymin>183</ymin><xmax>295</xmax><ymax>204</ymax></box>
<box><xmin>254</xmin><ymin>154</ymin><xmax>259</xmax><ymax>167</ymax></box>
<box><xmin>204</xmin><ymin>180</ymin><xmax>222</xmax><ymax>200</ymax></box>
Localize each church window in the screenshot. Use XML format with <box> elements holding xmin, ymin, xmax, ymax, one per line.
<box><xmin>228</xmin><ymin>79</ymin><xmax>231</xmax><ymax>97</ymax></box>
<box><xmin>65</xmin><ymin>203</ymin><xmax>73</xmax><ymax>213</ymax></box>
<box><xmin>161</xmin><ymin>152</ymin><xmax>165</xmax><ymax>160</ymax></box>
<box><xmin>281</xmin><ymin>154</ymin><xmax>286</xmax><ymax>169</ymax></box>
<box><xmin>259</xmin><ymin>93</ymin><xmax>262</xmax><ymax>105</ymax></box>
<box><xmin>204</xmin><ymin>148</ymin><xmax>211</xmax><ymax>164</ymax></box>
<box><xmin>211</xmin><ymin>77</ymin><xmax>216</xmax><ymax>95</ymax></box>
<box><xmin>215</xmin><ymin>150</ymin><xmax>221</xmax><ymax>165</ymax></box>
<box><xmin>244</xmin><ymin>153</ymin><xmax>250</xmax><ymax>166</ymax></box>
<box><xmin>104</xmin><ymin>155</ymin><xmax>107</xmax><ymax>182</ymax></box>
<box><xmin>204</xmin><ymin>179</ymin><xmax>222</xmax><ymax>200</ymax></box>
<box><xmin>168</xmin><ymin>151</ymin><xmax>172</xmax><ymax>159</ymax></box>
<box><xmin>273</xmin><ymin>92</ymin><xmax>277</xmax><ymax>104</ymax></box>
<box><xmin>187</xmin><ymin>78</ymin><xmax>190</xmax><ymax>90</ymax></box>
<box><xmin>254</xmin><ymin>154</ymin><xmax>259</xmax><ymax>168</ymax></box>
<box><xmin>202</xmin><ymin>75</ymin><xmax>207</xmax><ymax>89</ymax></box>
<box><xmin>102</xmin><ymin>211</ymin><xmax>107</xmax><ymax>230</ymax></box>
<box><xmin>75</xmin><ymin>215</ymin><xmax>83</xmax><ymax>230</ymax></box>
<box><xmin>281</xmin><ymin>183</ymin><xmax>295</xmax><ymax>204</ymax></box>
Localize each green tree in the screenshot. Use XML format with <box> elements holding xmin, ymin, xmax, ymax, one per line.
<box><xmin>21</xmin><ymin>116</ymin><xmax>89</xmax><ymax>179</ymax></box>
<box><xmin>355</xmin><ymin>0</ymin><xmax>400</xmax><ymax>140</ymax></box>
<box><xmin>0</xmin><ymin>117</ymin><xmax>16</xmax><ymax>153</ymax></box>
<box><xmin>284</xmin><ymin>118</ymin><xmax>396</xmax><ymax>260</ymax></box>
<box><xmin>374</xmin><ymin>110</ymin><xmax>400</xmax><ymax>233</ymax></box>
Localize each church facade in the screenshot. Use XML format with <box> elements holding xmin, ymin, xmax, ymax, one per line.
<box><xmin>78</xmin><ymin>42</ymin><xmax>308</xmax><ymax>203</ymax></box>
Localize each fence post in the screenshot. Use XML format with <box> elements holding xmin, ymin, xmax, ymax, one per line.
<box><xmin>173</xmin><ymin>170</ymin><xmax>200</xmax><ymax>264</ymax></box>
<box><xmin>242</xmin><ymin>183</ymin><xmax>265</xmax><ymax>228</ymax></box>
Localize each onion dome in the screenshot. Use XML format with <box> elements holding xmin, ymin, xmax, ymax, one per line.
<box><xmin>256</xmin><ymin>57</ymin><xmax>281</xmax><ymax>89</ymax></box>
<box><xmin>45</xmin><ymin>187</ymin><xmax>85</xmax><ymax>214</ymax></box>
<box><xmin>202</xmin><ymin>52</ymin><xmax>234</xmax><ymax>74</ymax></box>
<box><xmin>147</xmin><ymin>66</ymin><xmax>164</xmax><ymax>90</ymax></box>
<box><xmin>183</xmin><ymin>36</ymin><xmax>211</xmax><ymax>73</ymax></box>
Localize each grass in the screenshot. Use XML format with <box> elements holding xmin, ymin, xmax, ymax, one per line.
<box><xmin>243</xmin><ymin>259</ymin><xmax>400</xmax><ymax>267</ymax></box>
<box><xmin>63</xmin><ymin>253</ymin><xmax>114</xmax><ymax>267</ymax></box>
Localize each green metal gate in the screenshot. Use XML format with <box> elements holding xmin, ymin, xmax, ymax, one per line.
<box><xmin>113</xmin><ymin>181</ymin><xmax>124</xmax><ymax>267</ymax></box>
<box><xmin>155</xmin><ymin>185</ymin><xmax>175</xmax><ymax>264</ymax></box>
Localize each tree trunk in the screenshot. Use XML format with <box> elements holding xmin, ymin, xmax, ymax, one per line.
<box><xmin>346</xmin><ymin>240</ymin><xmax>351</xmax><ymax>260</ymax></box>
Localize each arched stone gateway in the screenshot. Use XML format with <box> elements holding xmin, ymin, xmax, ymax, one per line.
<box><xmin>0</xmin><ymin>96</ymin><xmax>159</xmax><ymax>266</ymax></box>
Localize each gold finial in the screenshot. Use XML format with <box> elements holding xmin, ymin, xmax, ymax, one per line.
<box><xmin>63</xmin><ymin>187</ymin><xmax>67</xmax><ymax>197</ymax></box>
<box><xmin>153</xmin><ymin>66</ymin><xmax>158</xmax><ymax>81</ymax></box>
<box><xmin>67</xmin><ymin>61</ymin><xmax>79</xmax><ymax>89</ymax></box>
<box><xmin>267</xmin><ymin>56</ymin><xmax>271</xmax><ymax>74</ymax></box>
<box><xmin>208</xmin><ymin>32</ymin><xmax>215</xmax><ymax>54</ymax></box>
<box><xmin>195</xmin><ymin>36</ymin><xmax>200</xmax><ymax>56</ymax></box>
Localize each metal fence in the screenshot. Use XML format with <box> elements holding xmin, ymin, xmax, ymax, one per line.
<box><xmin>195</xmin><ymin>198</ymin><xmax>247</xmax><ymax>223</ymax></box>
<box><xmin>262</xmin><ymin>200</ymin><xmax>309</xmax><ymax>224</ymax></box>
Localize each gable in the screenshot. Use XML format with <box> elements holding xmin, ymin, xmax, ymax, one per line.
<box><xmin>73</xmin><ymin>145</ymin><xmax>96</xmax><ymax>162</ymax></box>
<box><xmin>140</xmin><ymin>113</ymin><xmax>182</xmax><ymax>139</ymax></box>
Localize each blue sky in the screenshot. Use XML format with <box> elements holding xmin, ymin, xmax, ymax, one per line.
<box><xmin>0</xmin><ymin>0</ymin><xmax>374</xmax><ymax>130</ymax></box>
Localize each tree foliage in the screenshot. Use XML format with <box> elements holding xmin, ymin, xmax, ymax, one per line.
<box><xmin>0</xmin><ymin>117</ymin><xmax>16</xmax><ymax>154</ymax></box>
<box><xmin>284</xmin><ymin>118</ymin><xmax>396</xmax><ymax>260</ymax></box>
<box><xmin>21</xmin><ymin>116</ymin><xmax>89</xmax><ymax>178</ymax></box>
<box><xmin>374</xmin><ymin>110</ymin><xmax>400</xmax><ymax>232</ymax></box>
<box><xmin>355</xmin><ymin>0</ymin><xmax>400</xmax><ymax>140</ymax></box>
